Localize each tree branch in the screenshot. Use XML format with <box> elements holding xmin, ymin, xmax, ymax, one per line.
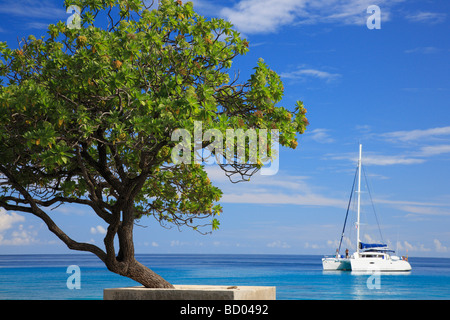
<box><xmin>0</xmin><ymin>164</ymin><xmax>107</xmax><ymax>261</ymax></box>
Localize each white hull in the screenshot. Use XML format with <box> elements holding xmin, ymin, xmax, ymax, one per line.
<box><xmin>322</xmin><ymin>255</ymin><xmax>411</xmax><ymax>272</ymax></box>
<box><xmin>322</xmin><ymin>257</ymin><xmax>351</xmax><ymax>271</ymax></box>
<box><xmin>350</xmin><ymin>257</ymin><xmax>411</xmax><ymax>272</ymax></box>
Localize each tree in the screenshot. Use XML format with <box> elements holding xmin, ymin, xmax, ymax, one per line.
<box><xmin>0</xmin><ymin>0</ymin><xmax>309</xmax><ymax>288</ymax></box>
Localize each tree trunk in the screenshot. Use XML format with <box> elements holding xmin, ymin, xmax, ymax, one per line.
<box><xmin>100</xmin><ymin>203</ymin><xmax>175</xmax><ymax>288</ymax></box>
<box><xmin>128</xmin><ymin>259</ymin><xmax>174</xmax><ymax>289</ymax></box>
<box><xmin>107</xmin><ymin>258</ymin><xmax>174</xmax><ymax>288</ymax></box>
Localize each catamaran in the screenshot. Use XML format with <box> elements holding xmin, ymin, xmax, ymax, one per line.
<box><xmin>322</xmin><ymin>144</ymin><xmax>411</xmax><ymax>272</ymax></box>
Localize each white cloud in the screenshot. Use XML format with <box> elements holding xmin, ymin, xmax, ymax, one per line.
<box><xmin>397</xmin><ymin>240</ymin><xmax>430</xmax><ymax>253</ymax></box>
<box><xmin>0</xmin><ymin>210</ymin><xmax>38</xmax><ymax>245</ymax></box>
<box><xmin>355</xmin><ymin>124</ymin><xmax>372</xmax><ymax>133</ymax></box>
<box><xmin>405</xmin><ymin>11</ymin><xmax>446</xmax><ymax>24</ymax></box>
<box><xmin>329</xmin><ymin>126</ymin><xmax>450</xmax><ymax>167</ymax></box>
<box><xmin>171</xmin><ymin>240</ymin><xmax>187</xmax><ymax>246</ymax></box>
<box><xmin>26</xmin><ymin>22</ymin><xmax>51</xmax><ymax>30</ymax></box>
<box><xmin>221</xmin><ymin>191</ymin><xmax>346</xmax><ymax>208</ymax></box>
<box><xmin>434</xmin><ymin>239</ymin><xmax>448</xmax><ymax>253</ymax></box>
<box><xmin>337</xmin><ymin>147</ymin><xmax>450</xmax><ymax>166</ymax></box>
<box><xmin>419</xmin><ymin>145</ymin><xmax>450</xmax><ymax>157</ymax></box>
<box><xmin>329</xmin><ymin>152</ymin><xmax>425</xmax><ymax>166</ymax></box>
<box><xmin>381</xmin><ymin>126</ymin><xmax>450</xmax><ymax>142</ymax></box>
<box><xmin>219</xmin><ymin>0</ymin><xmax>400</xmax><ymax>34</ymax></box>
<box><xmin>398</xmin><ymin>205</ymin><xmax>450</xmax><ymax>217</ymax></box>
<box><xmin>0</xmin><ymin>225</ymin><xmax>37</xmax><ymax>246</ymax></box>
<box><xmin>304</xmin><ymin>242</ymin><xmax>321</xmax><ymax>249</ymax></box>
<box><xmin>0</xmin><ymin>209</ymin><xmax>25</xmax><ymax>232</ymax></box>
<box><xmin>376</xmin><ymin>198</ymin><xmax>445</xmax><ymax>207</ymax></box>
<box><xmin>280</xmin><ymin>67</ymin><xmax>341</xmax><ymax>82</ymax></box>
<box><xmin>307</xmin><ymin>128</ymin><xmax>336</xmax><ymax>144</ymax></box>
<box><xmin>404</xmin><ymin>47</ymin><xmax>440</xmax><ymax>54</ymax></box>
<box><xmin>220</xmin><ymin>0</ymin><xmax>304</xmax><ymax>34</ymax></box>
<box><xmin>363</xmin><ymin>154</ymin><xmax>425</xmax><ymax>166</ymax></box>
<box><xmin>205</xmin><ymin>166</ymin><xmax>347</xmax><ymax>208</ymax></box>
<box><xmin>0</xmin><ymin>0</ymin><xmax>66</xmax><ymax>20</ymax></box>
<box><xmin>90</xmin><ymin>225</ymin><xmax>107</xmax><ymax>235</ymax></box>
<box><xmin>267</xmin><ymin>240</ymin><xmax>291</xmax><ymax>248</ymax></box>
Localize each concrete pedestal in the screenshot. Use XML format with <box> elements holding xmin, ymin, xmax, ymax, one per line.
<box><xmin>104</xmin><ymin>285</ymin><xmax>276</xmax><ymax>300</ymax></box>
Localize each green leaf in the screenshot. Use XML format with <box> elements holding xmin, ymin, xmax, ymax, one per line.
<box><xmin>212</xmin><ymin>218</ymin><xmax>220</xmax><ymax>231</ymax></box>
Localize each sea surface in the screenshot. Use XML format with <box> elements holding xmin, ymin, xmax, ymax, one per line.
<box><xmin>0</xmin><ymin>254</ymin><xmax>449</xmax><ymax>300</ymax></box>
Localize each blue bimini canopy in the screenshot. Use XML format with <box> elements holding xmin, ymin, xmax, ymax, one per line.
<box><xmin>359</xmin><ymin>242</ymin><xmax>387</xmax><ymax>250</ymax></box>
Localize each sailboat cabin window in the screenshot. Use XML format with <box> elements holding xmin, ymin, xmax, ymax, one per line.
<box><xmin>361</xmin><ymin>254</ymin><xmax>384</xmax><ymax>258</ymax></box>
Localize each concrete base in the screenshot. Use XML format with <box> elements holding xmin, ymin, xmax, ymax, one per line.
<box><xmin>104</xmin><ymin>285</ymin><xmax>276</xmax><ymax>300</ymax></box>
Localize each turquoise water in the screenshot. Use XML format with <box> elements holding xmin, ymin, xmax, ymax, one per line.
<box><xmin>0</xmin><ymin>254</ymin><xmax>449</xmax><ymax>300</ymax></box>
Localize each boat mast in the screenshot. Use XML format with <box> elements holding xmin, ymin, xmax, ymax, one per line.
<box><xmin>356</xmin><ymin>144</ymin><xmax>362</xmax><ymax>255</ymax></box>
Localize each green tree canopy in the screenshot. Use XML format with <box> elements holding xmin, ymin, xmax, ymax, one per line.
<box><xmin>0</xmin><ymin>0</ymin><xmax>308</xmax><ymax>288</ymax></box>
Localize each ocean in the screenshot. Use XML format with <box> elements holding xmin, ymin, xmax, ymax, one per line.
<box><xmin>0</xmin><ymin>254</ymin><xmax>449</xmax><ymax>300</ymax></box>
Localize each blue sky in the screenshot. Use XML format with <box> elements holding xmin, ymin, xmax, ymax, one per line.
<box><xmin>0</xmin><ymin>0</ymin><xmax>449</xmax><ymax>258</ymax></box>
